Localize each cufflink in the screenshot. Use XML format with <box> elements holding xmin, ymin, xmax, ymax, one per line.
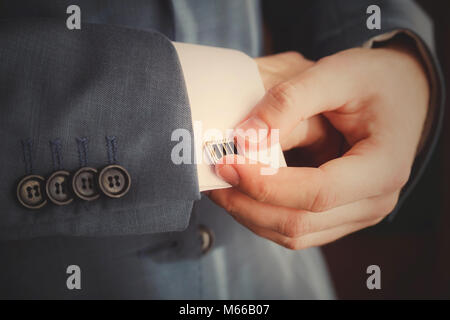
<box><xmin>204</xmin><ymin>139</ymin><xmax>239</xmax><ymax>164</ymax></box>
<box><xmin>17</xmin><ymin>175</ymin><xmax>47</xmax><ymax>209</ymax></box>
<box><xmin>98</xmin><ymin>164</ymin><xmax>131</xmax><ymax>198</ymax></box>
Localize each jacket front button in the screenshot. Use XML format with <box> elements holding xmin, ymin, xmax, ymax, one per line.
<box><xmin>72</xmin><ymin>167</ymin><xmax>100</xmax><ymax>201</ymax></box>
<box><xmin>17</xmin><ymin>175</ymin><xmax>47</xmax><ymax>209</ymax></box>
<box><xmin>98</xmin><ymin>164</ymin><xmax>131</xmax><ymax>198</ymax></box>
<box><xmin>198</xmin><ymin>225</ymin><xmax>214</xmax><ymax>255</ymax></box>
<box><xmin>46</xmin><ymin>170</ymin><xmax>73</xmax><ymax>205</ymax></box>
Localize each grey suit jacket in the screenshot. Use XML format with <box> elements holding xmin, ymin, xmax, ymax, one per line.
<box><xmin>0</xmin><ymin>0</ymin><xmax>443</xmax><ymax>299</ymax></box>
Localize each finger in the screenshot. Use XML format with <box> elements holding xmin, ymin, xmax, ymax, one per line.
<box><xmin>245</xmin><ymin>52</ymin><xmax>323</xmax><ymax>149</ymax></box>
<box><xmin>244</xmin><ymin>217</ymin><xmax>383</xmax><ymax>250</ymax></box>
<box><xmin>209</xmin><ymin>186</ymin><xmax>398</xmax><ymax>238</ymax></box>
<box><xmin>216</xmin><ymin>140</ymin><xmax>408</xmax><ymax>211</ymax></box>
<box><xmin>235</xmin><ymin>49</ymin><xmax>373</xmax><ymax>145</ymax></box>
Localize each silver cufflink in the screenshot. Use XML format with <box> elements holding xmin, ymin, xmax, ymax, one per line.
<box><xmin>204</xmin><ymin>138</ymin><xmax>240</xmax><ymax>164</ymax></box>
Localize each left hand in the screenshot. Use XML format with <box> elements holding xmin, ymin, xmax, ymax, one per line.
<box><xmin>208</xmin><ymin>45</ymin><xmax>429</xmax><ymax>250</ymax></box>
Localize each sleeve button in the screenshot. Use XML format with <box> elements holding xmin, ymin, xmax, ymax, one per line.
<box><xmin>98</xmin><ymin>164</ymin><xmax>131</xmax><ymax>198</ymax></box>
<box><xmin>45</xmin><ymin>170</ymin><xmax>73</xmax><ymax>205</ymax></box>
<box><xmin>17</xmin><ymin>175</ymin><xmax>47</xmax><ymax>209</ymax></box>
<box><xmin>198</xmin><ymin>225</ymin><xmax>214</xmax><ymax>255</ymax></box>
<box><xmin>72</xmin><ymin>167</ymin><xmax>100</xmax><ymax>201</ymax></box>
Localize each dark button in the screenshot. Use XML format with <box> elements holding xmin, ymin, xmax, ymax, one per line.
<box><xmin>198</xmin><ymin>225</ymin><xmax>214</xmax><ymax>255</ymax></box>
<box><xmin>45</xmin><ymin>170</ymin><xmax>73</xmax><ymax>205</ymax></box>
<box><xmin>17</xmin><ymin>175</ymin><xmax>47</xmax><ymax>209</ymax></box>
<box><xmin>98</xmin><ymin>164</ymin><xmax>131</xmax><ymax>198</ymax></box>
<box><xmin>72</xmin><ymin>167</ymin><xmax>100</xmax><ymax>201</ymax></box>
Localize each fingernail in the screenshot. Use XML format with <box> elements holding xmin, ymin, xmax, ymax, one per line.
<box><xmin>235</xmin><ymin>116</ymin><xmax>269</xmax><ymax>143</ymax></box>
<box><xmin>215</xmin><ymin>164</ymin><xmax>240</xmax><ymax>186</ymax></box>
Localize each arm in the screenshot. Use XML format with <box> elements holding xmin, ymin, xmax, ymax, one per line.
<box><xmin>0</xmin><ymin>18</ymin><xmax>199</xmax><ymax>239</ymax></box>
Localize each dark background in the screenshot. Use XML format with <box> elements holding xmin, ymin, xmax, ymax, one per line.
<box><xmin>320</xmin><ymin>1</ymin><xmax>450</xmax><ymax>300</ymax></box>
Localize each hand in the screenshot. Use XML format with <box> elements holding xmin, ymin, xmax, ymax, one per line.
<box><xmin>209</xmin><ymin>45</ymin><xmax>429</xmax><ymax>250</ymax></box>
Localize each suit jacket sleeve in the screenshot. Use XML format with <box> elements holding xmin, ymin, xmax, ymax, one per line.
<box><xmin>0</xmin><ymin>18</ymin><xmax>200</xmax><ymax>240</ymax></box>
<box><xmin>264</xmin><ymin>0</ymin><xmax>445</xmax><ymax>220</ymax></box>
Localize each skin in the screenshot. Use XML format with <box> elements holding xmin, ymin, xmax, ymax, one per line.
<box><xmin>208</xmin><ymin>43</ymin><xmax>430</xmax><ymax>250</ymax></box>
